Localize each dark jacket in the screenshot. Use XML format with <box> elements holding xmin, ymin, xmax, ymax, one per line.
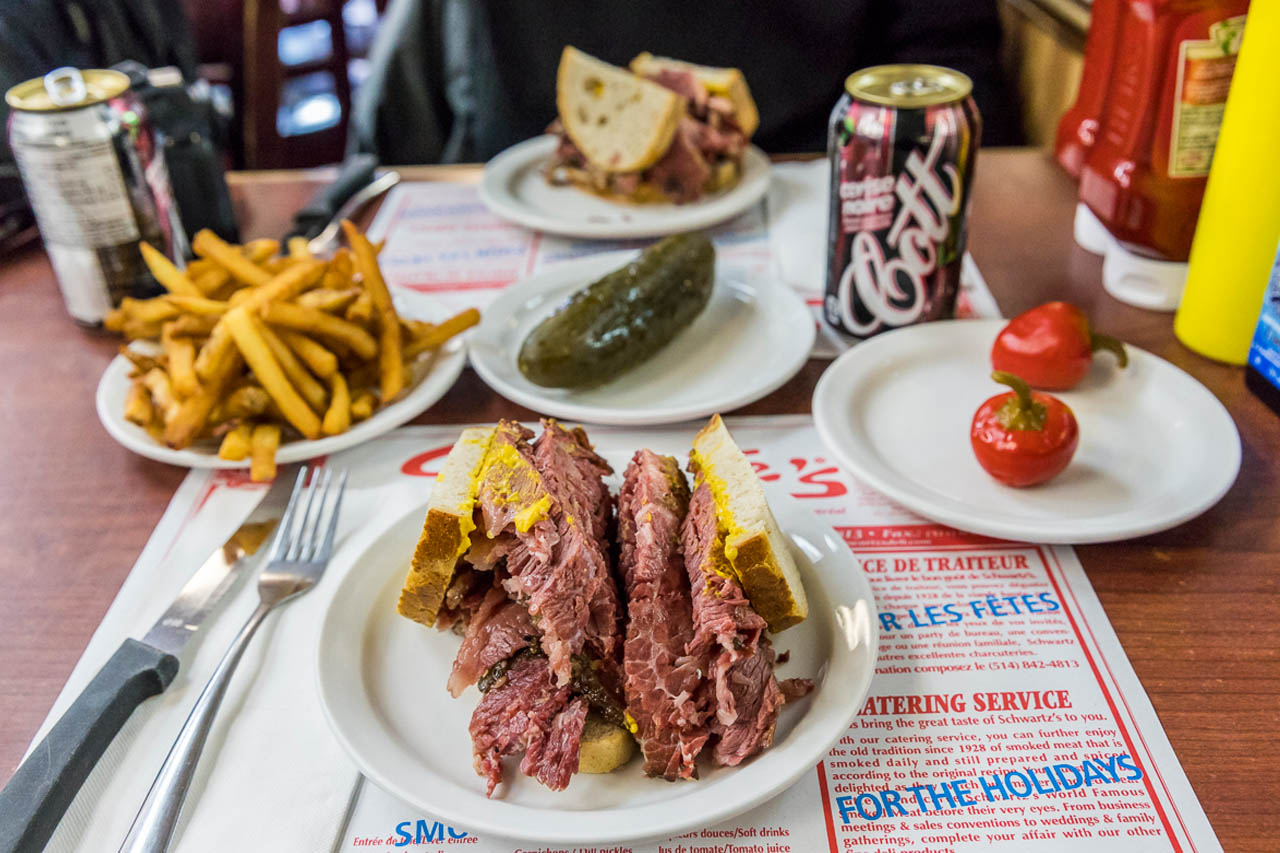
<box><xmin>350</xmin><ymin>0</ymin><xmax>1022</xmax><ymax>164</ymax></box>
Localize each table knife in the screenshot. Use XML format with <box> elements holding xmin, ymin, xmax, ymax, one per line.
<box><xmin>305</xmin><ymin>170</ymin><xmax>401</xmax><ymax>256</ymax></box>
<box><xmin>281</xmin><ymin>153</ymin><xmax>379</xmax><ymax>244</ymax></box>
<box><xmin>0</xmin><ymin>472</ymin><xmax>296</xmax><ymax>853</ymax></box>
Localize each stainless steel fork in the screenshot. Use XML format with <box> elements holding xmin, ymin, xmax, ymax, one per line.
<box><xmin>120</xmin><ymin>466</ymin><xmax>348</xmax><ymax>853</ymax></box>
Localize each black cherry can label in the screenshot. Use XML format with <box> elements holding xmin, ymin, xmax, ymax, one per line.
<box><xmin>824</xmin><ymin>64</ymin><xmax>981</xmax><ymax>342</ymax></box>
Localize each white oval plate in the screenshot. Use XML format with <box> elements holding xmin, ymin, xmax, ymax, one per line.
<box><xmin>480</xmin><ymin>135</ymin><xmax>771</xmax><ymax>239</ymax></box>
<box><xmin>316</xmin><ymin>488</ymin><xmax>877</xmax><ymax>846</ymax></box>
<box><xmin>95</xmin><ymin>292</ymin><xmax>468</xmax><ymax>468</ymax></box>
<box><xmin>469</xmin><ymin>252</ymin><xmax>815</xmax><ymax>426</ymax></box>
<box><xmin>813</xmin><ymin>318</ymin><xmax>1241</xmax><ymax>544</ymax></box>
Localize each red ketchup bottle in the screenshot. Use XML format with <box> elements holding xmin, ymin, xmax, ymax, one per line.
<box><xmin>1055</xmin><ymin>0</ymin><xmax>1122</xmax><ymax>178</ymax></box>
<box><xmin>1078</xmin><ymin>0</ymin><xmax>1248</xmax><ymax>263</ymax></box>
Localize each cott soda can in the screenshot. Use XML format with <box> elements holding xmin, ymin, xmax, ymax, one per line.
<box><xmin>6</xmin><ymin>67</ymin><xmax>167</xmax><ymax>326</ymax></box>
<box><xmin>824</xmin><ymin>64</ymin><xmax>981</xmax><ymax>342</ymax></box>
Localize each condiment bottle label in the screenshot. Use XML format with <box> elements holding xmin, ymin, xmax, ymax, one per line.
<box><xmin>1248</xmin><ymin>239</ymin><xmax>1280</xmax><ymax>390</ymax></box>
<box><xmin>1168</xmin><ymin>15</ymin><xmax>1246</xmax><ymax>178</ymax></box>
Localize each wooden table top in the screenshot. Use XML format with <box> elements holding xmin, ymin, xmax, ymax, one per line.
<box><xmin>0</xmin><ymin>149</ymin><xmax>1275</xmax><ymax>850</ymax></box>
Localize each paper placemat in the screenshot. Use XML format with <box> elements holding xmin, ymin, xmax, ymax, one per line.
<box><xmin>27</xmin><ymin>419</ymin><xmax>1221</xmax><ymax>853</ymax></box>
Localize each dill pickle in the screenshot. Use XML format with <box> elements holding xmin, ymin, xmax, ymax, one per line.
<box><xmin>518</xmin><ymin>233</ymin><xmax>714</xmax><ymax>388</ymax></box>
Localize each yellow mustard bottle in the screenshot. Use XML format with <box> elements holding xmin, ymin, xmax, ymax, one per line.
<box><xmin>1175</xmin><ymin>3</ymin><xmax>1280</xmax><ymax>364</ymax></box>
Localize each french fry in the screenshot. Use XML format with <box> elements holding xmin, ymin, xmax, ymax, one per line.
<box><xmin>342</xmin><ymin>219</ymin><xmax>403</xmax><ymax>401</ymax></box>
<box><xmin>258</xmin><ymin>322</ymin><xmax>328</xmax><ymax>413</ymax></box>
<box><xmin>260</xmin><ymin>301</ymin><xmax>378</xmax><ymax>360</ymax></box>
<box><xmin>403</xmin><ymin>308</ymin><xmax>480</xmax><ymax>360</ymax></box>
<box><xmin>164</xmin><ymin>351</ymin><xmax>242</xmax><ymax>448</ymax></box>
<box><xmin>403</xmin><ymin>318</ymin><xmax>433</xmax><ymax>339</ymax></box>
<box><xmin>139</xmin><ymin>242</ymin><xmax>202</xmax><ymax>297</ymax></box>
<box><xmin>401</xmin><ymin>332</ymin><xmax>435</xmax><ymax>361</ymax></box>
<box><xmin>243</xmin><ymin>239</ymin><xmax>280</xmax><ymax>263</ymax></box>
<box><xmin>287</xmin><ymin>236</ymin><xmax>312</xmax><ymax>259</ymax></box>
<box><xmin>124</xmin><ymin>380</ymin><xmax>154</xmax><ymax>426</ymax></box>
<box><xmin>186</xmin><ymin>259</ymin><xmax>216</xmax><ymax>278</ymax></box>
<box><xmin>278</xmin><ymin>330</ymin><xmax>338</xmax><ymax>379</ymax></box>
<box><xmin>142</xmin><ymin>367</ymin><xmax>178</xmax><ymax>423</ymax></box>
<box><xmin>192</xmin><ymin>229</ymin><xmax>273</xmax><ymax>287</ymax></box>
<box><xmin>250</xmin><ymin>423</ymin><xmax>281</xmax><ymax>481</ymax></box>
<box><xmin>344</xmin><ymin>362</ymin><xmax>380</xmax><ymax>391</ymax></box>
<box><xmin>165</xmin><ymin>314</ymin><xmax>219</xmax><ymax>337</ymax></box>
<box><xmin>144</xmin><ymin>410</ymin><xmax>165</xmax><ymax>441</ymax></box>
<box><xmin>161</xmin><ymin>323</ymin><xmax>200</xmax><ymax>398</ymax></box>
<box><xmin>120</xmin><ymin>296</ymin><xmax>182</xmax><ymax>325</ymax></box>
<box><xmin>196</xmin><ymin>260</ymin><xmax>324</xmax><ymax>381</ymax></box>
<box><xmin>320</xmin><ymin>249</ymin><xmax>353</xmax><ymax>289</ymax></box>
<box><xmin>322</xmin><ymin>372</ymin><xmax>351</xmax><ymax>435</ymax></box>
<box><xmin>166</xmin><ymin>295</ymin><xmax>229</xmax><ymax>316</ymax></box>
<box><xmin>218</xmin><ymin>423</ymin><xmax>253</xmax><ymax>461</ymax></box>
<box><xmin>222</xmin><ymin>385</ymin><xmax>271</xmax><ymax>419</ymax></box>
<box><xmin>244</xmin><ymin>259</ymin><xmax>326</xmax><ymax>308</ymax></box>
<box><xmin>104</xmin><ymin>306</ymin><xmax>127</xmax><ymax>333</ymax></box>
<box><xmin>194</xmin><ymin>324</ymin><xmax>234</xmax><ymax>381</ymax></box>
<box><xmin>350</xmin><ymin>389</ymin><xmax>376</xmax><ymax>421</ymax></box>
<box><xmin>345</xmin><ymin>290</ymin><xmax>374</xmax><ymax>326</ymax></box>
<box><xmin>195</xmin><ymin>267</ymin><xmax>235</xmax><ymax>299</ymax></box>
<box><xmin>222</xmin><ymin>306</ymin><xmax>322</xmax><ymax>439</ymax></box>
<box><xmin>120</xmin><ymin>319</ymin><xmax>166</xmax><ymax>341</ymax></box>
<box><xmin>296</xmin><ymin>287</ymin><xmax>360</xmax><ymax>313</ymax></box>
<box><xmin>120</xmin><ymin>346</ymin><xmax>163</xmax><ymax>375</ymax></box>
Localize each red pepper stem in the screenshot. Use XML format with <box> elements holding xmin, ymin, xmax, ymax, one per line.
<box><xmin>991</xmin><ymin>371</ymin><xmax>1047</xmax><ymax>431</ymax></box>
<box><xmin>1090</xmin><ymin>332</ymin><xmax>1129</xmax><ymax>368</ymax></box>
<box><xmin>992</xmin><ymin>370</ymin><xmax>1033</xmax><ymax>407</ymax></box>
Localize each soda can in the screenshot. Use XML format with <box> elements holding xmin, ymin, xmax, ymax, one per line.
<box><xmin>824</xmin><ymin>64</ymin><xmax>981</xmax><ymax>342</ymax></box>
<box><xmin>6</xmin><ymin>67</ymin><xmax>168</xmax><ymax>326</ymax></box>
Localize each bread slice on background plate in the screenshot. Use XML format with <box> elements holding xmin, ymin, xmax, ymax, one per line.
<box><xmin>689</xmin><ymin>414</ymin><xmax>809</xmax><ymax>631</ymax></box>
<box><xmin>557</xmin><ymin>46</ymin><xmax>685</xmax><ymax>173</ymax></box>
<box><xmin>629</xmin><ymin>52</ymin><xmax>760</xmax><ymax>137</ymax></box>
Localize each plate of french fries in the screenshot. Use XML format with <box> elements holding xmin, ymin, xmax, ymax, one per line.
<box><xmin>95</xmin><ymin>223</ymin><xmax>479</xmax><ymax>481</ymax></box>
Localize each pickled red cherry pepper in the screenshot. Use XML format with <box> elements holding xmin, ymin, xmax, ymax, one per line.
<box><xmin>991</xmin><ymin>301</ymin><xmax>1127</xmax><ymax>390</ymax></box>
<box><xmin>970</xmin><ymin>371</ymin><xmax>1079</xmax><ymax>487</ymax></box>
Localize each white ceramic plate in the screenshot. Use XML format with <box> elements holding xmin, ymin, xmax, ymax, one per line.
<box><xmin>812</xmin><ymin>318</ymin><xmax>1241</xmax><ymax>544</ymax></box>
<box><xmin>479</xmin><ymin>135</ymin><xmax>771</xmax><ymax>239</ymax></box>
<box><xmin>95</xmin><ymin>292</ymin><xmax>468</xmax><ymax>469</ymax></box>
<box><xmin>316</xmin><ymin>486</ymin><xmax>877</xmax><ymax>846</ymax></box>
<box><xmin>468</xmin><ymin>252</ymin><xmax>815</xmax><ymax>425</ymax></box>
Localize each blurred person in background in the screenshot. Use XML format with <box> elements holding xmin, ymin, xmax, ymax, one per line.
<box><xmin>349</xmin><ymin>0</ymin><xmax>1022</xmax><ymax>164</ymax></box>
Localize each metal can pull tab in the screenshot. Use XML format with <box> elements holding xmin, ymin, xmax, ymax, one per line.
<box><xmin>889</xmin><ymin>76</ymin><xmax>948</xmax><ymax>99</ymax></box>
<box><xmin>44</xmin><ymin>67</ymin><xmax>88</xmax><ymax>107</ymax></box>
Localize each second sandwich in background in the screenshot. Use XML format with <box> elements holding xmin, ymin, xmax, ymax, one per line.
<box><xmin>548</xmin><ymin>46</ymin><xmax>758</xmax><ymax>204</ymax></box>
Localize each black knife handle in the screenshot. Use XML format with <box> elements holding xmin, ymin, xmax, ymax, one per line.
<box><xmin>285</xmin><ymin>153</ymin><xmax>379</xmax><ymax>240</ymax></box>
<box><xmin>0</xmin><ymin>639</ymin><xmax>178</xmax><ymax>853</ymax></box>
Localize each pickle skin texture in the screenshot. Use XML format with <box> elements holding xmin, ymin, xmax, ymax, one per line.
<box><xmin>517</xmin><ymin>233</ymin><xmax>715</xmax><ymax>389</ymax></box>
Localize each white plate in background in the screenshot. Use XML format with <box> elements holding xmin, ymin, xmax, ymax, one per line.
<box><xmin>468</xmin><ymin>251</ymin><xmax>815</xmax><ymax>426</ymax></box>
<box><xmin>480</xmin><ymin>135</ymin><xmax>771</xmax><ymax>239</ymax></box>
<box><xmin>315</xmin><ymin>488</ymin><xmax>876</xmax><ymax>846</ymax></box>
<box><xmin>812</xmin><ymin>319</ymin><xmax>1241</xmax><ymax>544</ymax></box>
